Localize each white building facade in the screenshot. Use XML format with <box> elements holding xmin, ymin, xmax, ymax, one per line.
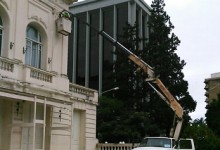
<box><xmin>0</xmin><ymin>0</ymin><xmax>98</xmax><ymax>150</ymax></box>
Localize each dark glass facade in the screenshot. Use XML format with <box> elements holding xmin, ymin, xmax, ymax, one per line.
<box><xmin>89</xmin><ymin>10</ymin><xmax>100</xmax><ymax>89</ymax></box>
<box><xmin>76</xmin><ymin>13</ymin><xmax>87</xmax><ymax>86</ymax></box>
<box><xmin>68</xmin><ymin>0</ymin><xmax>150</xmax><ymax>92</ymax></box>
<box><xmin>117</xmin><ymin>3</ymin><xmax>128</xmax><ymax>40</ymax></box>
<box><xmin>102</xmin><ymin>6</ymin><xmax>114</xmax><ymax>91</ymax></box>
<box><xmin>67</xmin><ymin>18</ymin><xmax>74</xmax><ymax>82</ymax></box>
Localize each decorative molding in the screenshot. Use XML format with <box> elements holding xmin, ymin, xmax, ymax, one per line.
<box><xmin>63</xmin><ymin>0</ymin><xmax>78</xmax><ymax>5</ymax></box>
<box><xmin>47</xmin><ymin>0</ymin><xmax>78</xmax><ymax>5</ymax></box>
<box><xmin>0</xmin><ymin>0</ymin><xmax>9</xmax><ymax>10</ymax></box>
<box><xmin>29</xmin><ymin>15</ymin><xmax>47</xmax><ymax>29</ymax></box>
<box><xmin>39</xmin><ymin>18</ymin><xmax>47</xmax><ymax>29</ymax></box>
<box><xmin>39</xmin><ymin>0</ymin><xmax>66</xmax><ymax>10</ymax></box>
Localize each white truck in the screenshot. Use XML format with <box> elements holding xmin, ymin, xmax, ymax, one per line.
<box><xmin>70</xmin><ymin>10</ymin><xmax>196</xmax><ymax>150</ymax></box>
<box><xmin>133</xmin><ymin>137</ymin><xmax>195</xmax><ymax>150</ymax></box>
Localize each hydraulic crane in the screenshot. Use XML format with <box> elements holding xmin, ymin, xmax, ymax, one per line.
<box><xmin>67</xmin><ymin>10</ymin><xmax>183</xmax><ymax>141</ymax></box>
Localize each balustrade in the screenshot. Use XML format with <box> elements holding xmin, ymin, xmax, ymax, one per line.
<box><xmin>97</xmin><ymin>143</ymin><xmax>137</xmax><ymax>150</ymax></box>
<box><xmin>30</xmin><ymin>68</ymin><xmax>53</xmax><ymax>83</ymax></box>
<box><xmin>69</xmin><ymin>83</ymin><xmax>95</xmax><ymax>97</ymax></box>
<box><xmin>0</xmin><ymin>57</ymin><xmax>14</xmax><ymax>72</ymax></box>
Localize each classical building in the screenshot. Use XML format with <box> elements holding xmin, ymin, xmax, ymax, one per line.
<box><xmin>0</xmin><ymin>0</ymin><xmax>98</xmax><ymax>150</ymax></box>
<box><xmin>68</xmin><ymin>0</ymin><xmax>151</xmax><ymax>94</ymax></box>
<box><xmin>205</xmin><ymin>72</ymin><xmax>220</xmax><ymax>104</ymax></box>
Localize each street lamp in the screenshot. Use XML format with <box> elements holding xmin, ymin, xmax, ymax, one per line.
<box><xmin>99</xmin><ymin>87</ymin><xmax>119</xmax><ymax>96</ymax></box>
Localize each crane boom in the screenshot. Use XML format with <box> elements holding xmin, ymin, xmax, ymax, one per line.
<box><xmin>99</xmin><ymin>30</ymin><xmax>183</xmax><ymax>140</ymax></box>
<box><xmin>70</xmin><ymin>12</ymin><xmax>183</xmax><ymax>140</ymax></box>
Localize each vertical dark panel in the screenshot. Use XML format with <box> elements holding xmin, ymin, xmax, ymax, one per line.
<box><xmin>142</xmin><ymin>14</ymin><xmax>146</xmax><ymax>38</ymax></box>
<box><xmin>142</xmin><ymin>14</ymin><xmax>147</xmax><ymax>46</ymax></box>
<box><xmin>76</xmin><ymin>13</ymin><xmax>87</xmax><ymax>86</ymax></box>
<box><xmin>117</xmin><ymin>3</ymin><xmax>128</xmax><ymax>41</ymax></box>
<box><xmin>102</xmin><ymin>6</ymin><xmax>114</xmax><ymax>91</ymax></box>
<box><xmin>89</xmin><ymin>10</ymin><xmax>100</xmax><ymax>90</ymax></box>
<box><xmin>67</xmin><ymin>17</ymin><xmax>74</xmax><ymax>82</ymax></box>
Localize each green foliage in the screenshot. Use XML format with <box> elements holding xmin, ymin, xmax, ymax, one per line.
<box><xmin>142</xmin><ymin>0</ymin><xmax>197</xmax><ymax>136</ymax></box>
<box><xmin>97</xmin><ymin>0</ymin><xmax>197</xmax><ymax>143</ymax></box>
<box><xmin>182</xmin><ymin>118</ymin><xmax>220</xmax><ymax>150</ymax></box>
<box><xmin>115</xmin><ymin>23</ymin><xmax>148</xmax><ymax>110</ymax></box>
<box><xmin>206</xmin><ymin>98</ymin><xmax>220</xmax><ymax>136</ymax></box>
<box><xmin>97</xmin><ymin>96</ymin><xmax>151</xmax><ymax>143</ymax></box>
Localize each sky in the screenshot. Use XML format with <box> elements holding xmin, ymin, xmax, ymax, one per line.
<box><xmin>145</xmin><ymin>0</ymin><xmax>220</xmax><ymax>120</ymax></box>
<box><xmin>77</xmin><ymin>0</ymin><xmax>220</xmax><ymax>120</ymax></box>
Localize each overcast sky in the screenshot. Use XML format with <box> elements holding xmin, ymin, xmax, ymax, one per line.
<box><xmin>77</xmin><ymin>0</ymin><xmax>220</xmax><ymax>120</ymax></box>
<box><xmin>146</xmin><ymin>0</ymin><xmax>220</xmax><ymax>120</ymax></box>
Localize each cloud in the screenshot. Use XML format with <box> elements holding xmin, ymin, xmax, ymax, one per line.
<box><xmin>165</xmin><ymin>0</ymin><xmax>192</xmax><ymax>8</ymax></box>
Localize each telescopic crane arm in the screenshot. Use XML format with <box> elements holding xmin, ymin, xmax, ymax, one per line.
<box><xmin>99</xmin><ymin>31</ymin><xmax>183</xmax><ymax>117</ymax></box>
<box><xmin>99</xmin><ymin>31</ymin><xmax>183</xmax><ymax>140</ymax></box>
<box><xmin>70</xmin><ymin>12</ymin><xmax>183</xmax><ymax>141</ymax></box>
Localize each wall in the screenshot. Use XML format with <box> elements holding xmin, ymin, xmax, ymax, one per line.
<box><xmin>0</xmin><ymin>0</ymin><xmax>98</xmax><ymax>150</ymax></box>
<box><xmin>0</xmin><ymin>0</ymin><xmax>71</xmax><ymax>92</ymax></box>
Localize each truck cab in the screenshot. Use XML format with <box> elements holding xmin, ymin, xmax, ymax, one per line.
<box><xmin>132</xmin><ymin>137</ymin><xmax>195</xmax><ymax>150</ymax></box>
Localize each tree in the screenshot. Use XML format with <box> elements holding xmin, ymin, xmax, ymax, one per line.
<box><xmin>206</xmin><ymin>95</ymin><xmax>220</xmax><ymax>137</ymax></box>
<box><xmin>114</xmin><ymin>23</ymin><xmax>154</xmax><ymax>142</ymax></box>
<box><xmin>182</xmin><ymin>118</ymin><xmax>220</xmax><ymax>150</ymax></box>
<box><xmin>97</xmin><ymin>96</ymin><xmax>151</xmax><ymax>143</ymax></box>
<box><xmin>115</xmin><ymin>23</ymin><xmax>148</xmax><ymax>111</ymax></box>
<box><xmin>97</xmin><ymin>96</ymin><xmax>124</xmax><ymax>142</ymax></box>
<box><xmin>142</xmin><ymin>0</ymin><xmax>196</xmax><ymax>136</ymax></box>
<box><xmin>97</xmin><ymin>0</ymin><xmax>197</xmax><ymax>143</ymax></box>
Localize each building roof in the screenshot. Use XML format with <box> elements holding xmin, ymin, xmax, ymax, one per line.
<box><xmin>70</xmin><ymin>0</ymin><xmax>151</xmax><ymax>14</ymax></box>
<box><xmin>205</xmin><ymin>72</ymin><xmax>220</xmax><ymax>83</ymax></box>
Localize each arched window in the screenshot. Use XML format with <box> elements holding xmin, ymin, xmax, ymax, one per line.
<box><xmin>25</xmin><ymin>25</ymin><xmax>42</xmax><ymax>68</ymax></box>
<box><xmin>0</xmin><ymin>16</ymin><xmax>3</xmax><ymax>55</ymax></box>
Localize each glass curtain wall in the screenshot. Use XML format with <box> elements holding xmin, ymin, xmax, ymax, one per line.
<box><xmin>76</xmin><ymin>13</ymin><xmax>87</xmax><ymax>86</ymax></box>
<box><xmin>102</xmin><ymin>6</ymin><xmax>114</xmax><ymax>92</ymax></box>
<box><xmin>89</xmin><ymin>10</ymin><xmax>100</xmax><ymax>89</ymax></box>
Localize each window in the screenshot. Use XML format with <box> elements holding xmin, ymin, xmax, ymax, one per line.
<box><xmin>25</xmin><ymin>25</ymin><xmax>42</xmax><ymax>68</ymax></box>
<box><xmin>179</xmin><ymin>139</ymin><xmax>193</xmax><ymax>149</ymax></box>
<box><xmin>139</xmin><ymin>138</ymin><xmax>171</xmax><ymax>148</ymax></box>
<box><xmin>0</xmin><ymin>17</ymin><xmax>3</xmax><ymax>55</ymax></box>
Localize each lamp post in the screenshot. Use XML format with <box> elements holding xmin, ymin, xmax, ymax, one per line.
<box><xmin>99</xmin><ymin>87</ymin><xmax>119</xmax><ymax>96</ymax></box>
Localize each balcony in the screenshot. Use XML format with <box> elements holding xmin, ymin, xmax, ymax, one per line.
<box><xmin>69</xmin><ymin>83</ymin><xmax>98</xmax><ymax>104</ymax></box>
<box><xmin>0</xmin><ymin>57</ymin><xmax>54</xmax><ymax>84</ymax></box>
<box><xmin>0</xmin><ymin>57</ymin><xmax>98</xmax><ymax>104</ymax></box>
<box><xmin>23</xmin><ymin>65</ymin><xmax>56</xmax><ymax>86</ymax></box>
<box><xmin>30</xmin><ymin>68</ymin><xmax>53</xmax><ymax>82</ymax></box>
<box><xmin>0</xmin><ymin>57</ymin><xmax>14</xmax><ymax>72</ymax></box>
<box><xmin>0</xmin><ymin>57</ymin><xmax>21</xmax><ymax>82</ymax></box>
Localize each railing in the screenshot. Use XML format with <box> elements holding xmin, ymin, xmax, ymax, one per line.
<box><xmin>69</xmin><ymin>83</ymin><xmax>95</xmax><ymax>97</ymax></box>
<box><xmin>0</xmin><ymin>57</ymin><xmax>15</xmax><ymax>72</ymax></box>
<box><xmin>97</xmin><ymin>143</ymin><xmax>137</xmax><ymax>150</ymax></box>
<box><xmin>29</xmin><ymin>67</ymin><xmax>54</xmax><ymax>83</ymax></box>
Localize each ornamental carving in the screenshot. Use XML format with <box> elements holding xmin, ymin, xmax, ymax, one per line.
<box><xmin>29</xmin><ymin>15</ymin><xmax>47</xmax><ymax>29</ymax></box>
<box><xmin>0</xmin><ymin>0</ymin><xmax>9</xmax><ymax>10</ymax></box>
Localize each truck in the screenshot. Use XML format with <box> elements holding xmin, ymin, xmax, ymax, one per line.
<box><xmin>133</xmin><ymin>137</ymin><xmax>195</xmax><ymax>150</ymax></box>
<box><xmin>68</xmin><ymin>10</ymin><xmax>195</xmax><ymax>150</ymax></box>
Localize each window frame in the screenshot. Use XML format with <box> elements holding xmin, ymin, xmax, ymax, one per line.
<box><xmin>25</xmin><ymin>25</ymin><xmax>43</xmax><ymax>68</ymax></box>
